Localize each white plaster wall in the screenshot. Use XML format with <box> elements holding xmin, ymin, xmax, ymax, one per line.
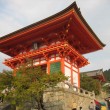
<box><xmin>72</xmin><ymin>66</ymin><xmax>78</xmax><ymax>72</ymax></box>
<box><xmin>73</xmin><ymin>71</ymin><xmax>78</xmax><ymax>87</ymax></box>
<box><xmin>40</xmin><ymin>60</ymin><xmax>46</xmax><ymax>63</ymax></box>
<box><xmin>65</xmin><ymin>66</ymin><xmax>71</xmax><ymax>83</ymax></box>
<box><xmin>56</xmin><ymin>56</ymin><xmax>61</xmax><ymax>60</ymax></box>
<box><xmin>64</xmin><ymin>61</ymin><xmax>71</xmax><ymax>68</ymax></box>
<box><xmin>50</xmin><ymin>57</ymin><xmax>55</xmax><ymax>61</ymax></box>
<box><xmin>34</xmin><ymin>61</ymin><xmax>39</xmax><ymax>65</ymax></box>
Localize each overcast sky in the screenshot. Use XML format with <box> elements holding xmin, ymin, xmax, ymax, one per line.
<box><xmin>0</xmin><ymin>0</ymin><xmax>110</xmax><ymax>72</ymax></box>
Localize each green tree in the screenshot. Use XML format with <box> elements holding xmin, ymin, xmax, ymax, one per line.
<box><xmin>104</xmin><ymin>69</ymin><xmax>110</xmax><ymax>81</ymax></box>
<box><xmin>80</xmin><ymin>75</ymin><xmax>101</xmax><ymax>95</ymax></box>
<box><xmin>0</xmin><ymin>63</ymin><xmax>67</xmax><ymax>110</ymax></box>
<box><xmin>0</xmin><ymin>70</ymin><xmax>13</xmax><ymax>90</ymax></box>
<box><xmin>101</xmin><ymin>82</ymin><xmax>110</xmax><ymax>95</ymax></box>
<box><xmin>0</xmin><ymin>70</ymin><xmax>14</xmax><ymax>97</ymax></box>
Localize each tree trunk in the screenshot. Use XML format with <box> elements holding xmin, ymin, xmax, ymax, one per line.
<box><xmin>37</xmin><ymin>92</ymin><xmax>45</xmax><ymax>110</ymax></box>
<box><xmin>40</xmin><ymin>93</ymin><xmax>45</xmax><ymax>110</ymax></box>
<box><xmin>37</xmin><ymin>100</ymin><xmax>42</xmax><ymax>110</ymax></box>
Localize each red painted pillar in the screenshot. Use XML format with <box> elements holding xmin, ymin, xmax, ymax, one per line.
<box><xmin>47</xmin><ymin>60</ymin><xmax>50</xmax><ymax>74</ymax></box>
<box><xmin>61</xmin><ymin>57</ymin><xmax>65</xmax><ymax>74</ymax></box>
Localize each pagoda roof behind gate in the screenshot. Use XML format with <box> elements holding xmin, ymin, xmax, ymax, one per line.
<box><xmin>81</xmin><ymin>69</ymin><xmax>106</xmax><ymax>82</ymax></box>
<box><xmin>0</xmin><ymin>2</ymin><xmax>105</xmax><ymax>56</ymax></box>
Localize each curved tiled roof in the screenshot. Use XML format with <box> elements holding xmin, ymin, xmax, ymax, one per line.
<box><xmin>81</xmin><ymin>69</ymin><xmax>106</xmax><ymax>82</ymax></box>
<box><xmin>0</xmin><ymin>2</ymin><xmax>105</xmax><ymax>47</ymax></box>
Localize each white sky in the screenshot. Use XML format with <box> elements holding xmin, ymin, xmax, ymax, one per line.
<box><xmin>0</xmin><ymin>0</ymin><xmax>110</xmax><ymax>72</ymax></box>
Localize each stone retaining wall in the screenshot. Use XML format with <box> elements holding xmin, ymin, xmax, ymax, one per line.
<box><xmin>43</xmin><ymin>84</ymin><xmax>95</xmax><ymax>110</ymax></box>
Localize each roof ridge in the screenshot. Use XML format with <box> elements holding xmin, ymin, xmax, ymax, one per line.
<box><xmin>81</xmin><ymin>69</ymin><xmax>103</xmax><ymax>73</ymax></box>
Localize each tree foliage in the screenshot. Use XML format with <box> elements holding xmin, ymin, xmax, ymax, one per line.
<box><xmin>0</xmin><ymin>70</ymin><xmax>14</xmax><ymax>93</ymax></box>
<box><xmin>80</xmin><ymin>75</ymin><xmax>101</xmax><ymax>95</ymax></box>
<box><xmin>102</xmin><ymin>69</ymin><xmax>110</xmax><ymax>94</ymax></box>
<box><xmin>104</xmin><ymin>69</ymin><xmax>110</xmax><ymax>81</ymax></box>
<box><xmin>102</xmin><ymin>85</ymin><xmax>110</xmax><ymax>94</ymax></box>
<box><xmin>0</xmin><ymin>62</ymin><xmax>67</xmax><ymax>110</ymax></box>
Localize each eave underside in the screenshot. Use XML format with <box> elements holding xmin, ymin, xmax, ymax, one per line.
<box><xmin>4</xmin><ymin>42</ymin><xmax>89</xmax><ymax>69</ymax></box>
<box><xmin>0</xmin><ymin>2</ymin><xmax>105</xmax><ymax>56</ymax></box>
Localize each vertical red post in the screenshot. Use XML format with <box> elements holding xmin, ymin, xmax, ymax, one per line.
<box><xmin>47</xmin><ymin>60</ymin><xmax>50</xmax><ymax>74</ymax></box>
<box><xmin>61</xmin><ymin>57</ymin><xmax>64</xmax><ymax>74</ymax></box>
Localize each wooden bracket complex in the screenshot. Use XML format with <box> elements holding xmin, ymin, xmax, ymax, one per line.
<box><xmin>4</xmin><ymin>42</ymin><xmax>89</xmax><ymax>69</ymax></box>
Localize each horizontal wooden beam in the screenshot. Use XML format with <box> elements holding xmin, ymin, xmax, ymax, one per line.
<box><xmin>4</xmin><ymin>42</ymin><xmax>89</xmax><ymax>69</ymax></box>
